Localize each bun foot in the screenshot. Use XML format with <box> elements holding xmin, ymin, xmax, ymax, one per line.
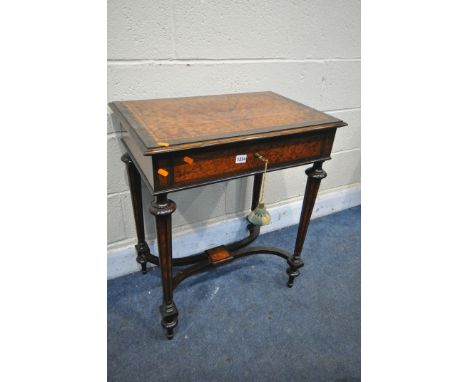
<box><xmin>136</xmin><ymin>245</ymin><xmax>149</xmax><ymax>275</ymax></box>
<box><xmin>166</xmin><ymin>328</ymin><xmax>174</xmax><ymax>340</ymax></box>
<box><xmin>160</xmin><ymin>302</ymin><xmax>178</xmax><ymax>340</ymax></box>
<box><xmin>137</xmin><ymin>257</ymin><xmax>147</xmax><ymax>274</ymax></box>
<box><xmin>286</xmin><ymin>270</ymin><xmax>299</xmax><ymax>288</ymax></box>
<box><xmin>286</xmin><ymin>256</ymin><xmax>303</xmax><ymax>288</ymax></box>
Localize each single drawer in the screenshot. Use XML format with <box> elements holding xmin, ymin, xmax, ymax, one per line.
<box><xmin>154</xmin><ymin>129</ymin><xmax>335</xmax><ymax>192</ymax></box>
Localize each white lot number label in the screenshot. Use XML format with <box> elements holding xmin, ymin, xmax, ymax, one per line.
<box><xmin>235</xmin><ymin>154</ymin><xmax>247</xmax><ymax>164</ymax></box>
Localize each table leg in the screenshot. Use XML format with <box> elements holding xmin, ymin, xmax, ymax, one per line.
<box><xmin>287</xmin><ymin>161</ymin><xmax>327</xmax><ymax>287</ymax></box>
<box><xmin>121</xmin><ymin>153</ymin><xmax>150</xmax><ymax>274</ymax></box>
<box><xmin>150</xmin><ymin>193</ymin><xmax>178</xmax><ymax>339</ymax></box>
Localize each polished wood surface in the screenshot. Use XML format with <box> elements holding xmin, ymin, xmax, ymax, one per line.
<box><xmin>110</xmin><ymin>91</ymin><xmax>345</xmax><ymax>154</ymax></box>
<box><xmin>206</xmin><ymin>246</ymin><xmax>233</xmax><ymax>265</ymax></box>
<box><xmin>121</xmin><ymin>154</ymin><xmax>150</xmax><ymax>274</ymax></box>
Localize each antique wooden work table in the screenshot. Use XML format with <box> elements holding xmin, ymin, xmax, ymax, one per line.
<box><xmin>109</xmin><ymin>91</ymin><xmax>346</xmax><ymax>339</ymax></box>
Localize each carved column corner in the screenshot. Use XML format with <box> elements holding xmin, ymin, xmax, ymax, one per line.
<box><xmin>305</xmin><ymin>161</ymin><xmax>327</xmax><ymax>180</ymax></box>
<box><xmin>120</xmin><ymin>152</ymin><xmax>132</xmax><ymax>164</ymax></box>
<box><xmin>149</xmin><ymin>197</ymin><xmax>176</xmax><ymax>217</ymax></box>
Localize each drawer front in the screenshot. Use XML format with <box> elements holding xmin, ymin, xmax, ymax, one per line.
<box><xmin>154</xmin><ymin>129</ymin><xmax>335</xmax><ymax>192</ymax></box>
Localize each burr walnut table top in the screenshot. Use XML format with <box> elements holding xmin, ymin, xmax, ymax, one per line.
<box><xmin>109</xmin><ymin>91</ymin><xmax>345</xmax><ymax>155</ymax></box>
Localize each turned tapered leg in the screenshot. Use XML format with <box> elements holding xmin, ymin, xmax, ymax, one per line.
<box><xmin>287</xmin><ymin>161</ymin><xmax>327</xmax><ymax>287</ymax></box>
<box><xmin>149</xmin><ymin>193</ymin><xmax>178</xmax><ymax>340</ymax></box>
<box><xmin>121</xmin><ymin>153</ymin><xmax>150</xmax><ymax>274</ymax></box>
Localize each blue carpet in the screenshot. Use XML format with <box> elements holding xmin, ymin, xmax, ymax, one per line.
<box><xmin>108</xmin><ymin>206</ymin><xmax>360</xmax><ymax>382</ymax></box>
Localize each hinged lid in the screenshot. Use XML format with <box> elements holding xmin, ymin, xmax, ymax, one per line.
<box><xmin>109</xmin><ymin>91</ymin><xmax>346</xmax><ymax>155</ymax></box>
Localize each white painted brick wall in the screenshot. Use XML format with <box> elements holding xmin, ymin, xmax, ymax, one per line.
<box><xmin>107</xmin><ymin>0</ymin><xmax>361</xmax><ymax>249</ymax></box>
